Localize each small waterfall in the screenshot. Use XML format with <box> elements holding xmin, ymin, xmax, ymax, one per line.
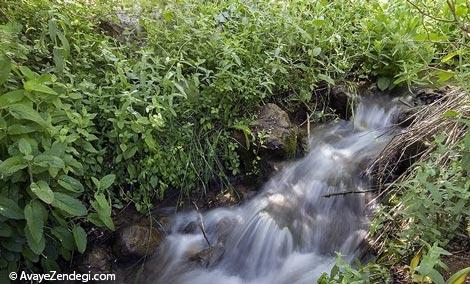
<box><xmin>143</xmin><ymin>96</ymin><xmax>401</xmax><ymax>284</ymax></box>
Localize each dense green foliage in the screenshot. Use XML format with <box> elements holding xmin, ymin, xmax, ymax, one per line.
<box><xmin>374</xmin><ymin>132</ymin><xmax>469</xmax><ymax>253</ymax></box>
<box><xmin>0</xmin><ymin>0</ymin><xmax>468</xmax><ymax>279</ymax></box>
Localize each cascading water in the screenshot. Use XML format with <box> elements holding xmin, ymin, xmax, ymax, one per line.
<box><xmin>143</xmin><ymin>97</ymin><xmax>401</xmax><ymax>284</ymax></box>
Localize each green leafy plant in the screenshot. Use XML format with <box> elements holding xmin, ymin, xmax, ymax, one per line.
<box><xmin>317</xmin><ymin>254</ymin><xmax>390</xmax><ymax>284</ymax></box>
<box><xmin>0</xmin><ymin>21</ymin><xmax>115</xmax><ymax>277</ymax></box>
<box><xmin>410</xmin><ymin>242</ymin><xmax>451</xmax><ymax>284</ymax></box>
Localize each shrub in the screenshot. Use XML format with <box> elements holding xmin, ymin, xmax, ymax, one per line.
<box><xmin>0</xmin><ymin>22</ymin><xmax>114</xmax><ymax>278</ymax></box>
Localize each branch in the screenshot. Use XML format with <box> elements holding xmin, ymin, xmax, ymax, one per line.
<box><xmin>405</xmin><ymin>0</ymin><xmax>455</xmax><ymax>23</ymax></box>
<box><xmin>192</xmin><ymin>202</ymin><xmax>211</xmax><ymax>248</ymax></box>
<box><xmin>322</xmin><ymin>188</ymin><xmax>379</xmax><ymax>198</ymax></box>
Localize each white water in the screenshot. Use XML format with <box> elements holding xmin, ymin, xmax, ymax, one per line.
<box><xmin>143</xmin><ymin>97</ymin><xmax>400</xmax><ymax>284</ymax></box>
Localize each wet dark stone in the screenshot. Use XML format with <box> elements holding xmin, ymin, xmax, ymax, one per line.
<box><xmin>188</xmin><ymin>244</ymin><xmax>225</xmax><ymax>267</ymax></box>
<box><xmin>251</xmin><ymin>103</ymin><xmax>298</xmax><ymax>158</ymax></box>
<box><xmin>328</xmin><ymin>85</ymin><xmax>356</xmax><ymax>119</ymax></box>
<box><xmin>182</xmin><ymin>221</ymin><xmax>198</xmax><ymax>234</ymax></box>
<box><xmin>77</xmin><ymin>246</ymin><xmax>114</xmax><ymax>275</ymax></box>
<box><xmin>113</xmin><ymin>224</ymin><xmax>163</xmax><ymax>260</ymax></box>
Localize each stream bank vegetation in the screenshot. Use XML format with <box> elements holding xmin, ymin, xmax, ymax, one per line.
<box><xmin>0</xmin><ymin>0</ymin><xmax>469</xmax><ymax>283</ymax></box>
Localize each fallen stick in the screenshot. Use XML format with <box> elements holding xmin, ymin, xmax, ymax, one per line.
<box><xmin>322</xmin><ymin>188</ymin><xmax>379</xmax><ymax>198</ymax></box>
<box><xmin>192</xmin><ymin>202</ymin><xmax>211</xmax><ymax>248</ymax></box>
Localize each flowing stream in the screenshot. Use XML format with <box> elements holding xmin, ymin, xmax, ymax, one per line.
<box><xmin>143</xmin><ymin>97</ymin><xmax>401</xmax><ymax>284</ymax></box>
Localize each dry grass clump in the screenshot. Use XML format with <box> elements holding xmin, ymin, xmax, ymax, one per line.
<box><xmin>366</xmin><ymin>86</ymin><xmax>469</xmax><ymax>255</ymax></box>
<box><xmin>368</xmin><ymin>86</ymin><xmax>469</xmax><ymax>191</ymax></box>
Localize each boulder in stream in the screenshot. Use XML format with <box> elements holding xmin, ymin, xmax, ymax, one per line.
<box><xmin>188</xmin><ymin>244</ymin><xmax>225</xmax><ymax>267</ymax></box>
<box><xmin>251</xmin><ymin>103</ymin><xmax>298</xmax><ymax>158</ymax></box>
<box><xmin>113</xmin><ymin>224</ymin><xmax>163</xmax><ymax>260</ymax></box>
<box><xmin>328</xmin><ymin>84</ymin><xmax>356</xmax><ymax>119</ymax></box>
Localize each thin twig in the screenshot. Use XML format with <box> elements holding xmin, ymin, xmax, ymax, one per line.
<box><xmin>323</xmin><ymin>188</ymin><xmax>379</xmax><ymax>198</ymax></box>
<box><xmin>307</xmin><ymin>112</ymin><xmax>311</xmax><ymax>140</ymax></box>
<box><xmin>405</xmin><ymin>0</ymin><xmax>455</xmax><ymax>23</ymax></box>
<box><xmin>192</xmin><ymin>201</ymin><xmax>211</xmax><ymax>248</ymax></box>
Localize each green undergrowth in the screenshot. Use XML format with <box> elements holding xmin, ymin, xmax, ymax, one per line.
<box><xmin>0</xmin><ymin>0</ymin><xmax>469</xmax><ymax>278</ymax></box>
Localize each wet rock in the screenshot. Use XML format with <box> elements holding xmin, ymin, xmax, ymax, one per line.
<box><xmin>99</xmin><ymin>5</ymin><xmax>142</xmax><ymax>39</ymax></box>
<box><xmin>233</xmin><ymin>103</ymin><xmax>299</xmax><ymax>184</ymax></box>
<box><xmin>412</xmin><ymin>86</ymin><xmax>446</xmax><ymax>105</ymax></box>
<box><xmin>328</xmin><ymin>85</ymin><xmax>356</xmax><ymax>119</ymax></box>
<box><xmin>113</xmin><ymin>224</ymin><xmax>163</xmax><ymax>260</ymax></box>
<box><xmin>251</xmin><ymin>103</ymin><xmax>298</xmax><ymax>158</ymax></box>
<box><xmin>238</xmin><ymin>184</ymin><xmax>257</xmax><ymax>200</ymax></box>
<box><xmin>78</xmin><ymin>246</ymin><xmax>114</xmax><ymax>274</ymax></box>
<box><xmin>182</xmin><ymin>221</ymin><xmax>198</xmax><ymax>234</ymax></box>
<box><xmin>188</xmin><ymin>244</ymin><xmax>225</xmax><ymax>267</ymax></box>
<box><xmin>99</xmin><ymin>21</ymin><xmax>125</xmax><ymax>38</ymax></box>
<box><xmin>264</xmin><ymin>160</ymin><xmax>290</xmax><ymax>176</ymax></box>
<box><xmin>116</xmin><ymin>6</ymin><xmax>141</xmax><ymax>32</ymax></box>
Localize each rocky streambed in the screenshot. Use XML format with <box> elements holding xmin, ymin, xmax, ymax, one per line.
<box><xmin>73</xmin><ymin>84</ymin><xmax>447</xmax><ymax>283</ymax></box>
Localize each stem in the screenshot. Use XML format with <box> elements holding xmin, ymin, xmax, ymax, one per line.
<box><xmin>323</xmin><ymin>188</ymin><xmax>379</xmax><ymax>198</ymax></box>
<box><xmin>192</xmin><ymin>202</ymin><xmax>211</xmax><ymax>248</ymax></box>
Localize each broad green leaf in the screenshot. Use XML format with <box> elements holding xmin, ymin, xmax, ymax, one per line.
<box><xmin>24</xmin><ymin>80</ymin><xmax>57</xmax><ymax>96</ymax></box>
<box><xmin>447</xmin><ymin>267</ymin><xmax>470</xmax><ymax>284</ymax></box>
<box><xmin>441</xmin><ymin>50</ymin><xmax>462</xmax><ymax>63</ymax></box>
<box><xmin>51</xmin><ymin>192</ymin><xmax>87</xmax><ymax>216</ymax></box>
<box><xmin>18</xmin><ymin>138</ymin><xmax>32</xmax><ymax>155</ymax></box>
<box><xmin>414</xmin><ymin>32</ymin><xmax>448</xmax><ymax>42</ymax></box>
<box><xmin>41</xmin><ymin>258</ymin><xmax>59</xmax><ymax>273</ymax></box>
<box><xmin>0</xmin><ymin>156</ymin><xmax>27</xmax><ymax>176</ymax></box>
<box><xmin>18</xmin><ymin>66</ymin><xmax>38</xmax><ymax>80</ymax></box>
<box><xmin>0</xmin><ymin>223</ymin><xmax>12</xmax><ymax>237</ymax></box>
<box><xmin>58</xmin><ymin>175</ymin><xmax>84</xmax><ymax>193</ymax></box>
<box><xmin>0</xmin><ymin>198</ymin><xmax>24</xmax><ymax>219</ymax></box>
<box><xmin>72</xmin><ymin>225</ymin><xmax>87</xmax><ymax>253</ymax></box>
<box><xmin>311</xmin><ymin>47</ymin><xmax>321</xmax><ymax>57</ymax></box>
<box><xmin>99</xmin><ymin>174</ymin><xmax>116</xmax><ymax>191</ymax></box>
<box><xmin>436</xmin><ymin>70</ymin><xmax>455</xmax><ymax>83</ymax></box>
<box><xmin>30</xmin><ymin>181</ymin><xmax>54</xmax><ymax>204</ymax></box>
<box><xmin>443</xmin><ymin>110</ymin><xmax>460</xmax><ymax>118</ymax></box>
<box><xmin>377</xmin><ymin>77</ymin><xmax>391</xmax><ymax>91</ymax></box>
<box><xmin>7</xmin><ymin>124</ymin><xmax>41</xmax><ymax>135</ymax></box>
<box><xmin>22</xmin><ymin>246</ymin><xmax>39</xmax><ymax>263</ymax></box>
<box><xmin>94</xmin><ymin>193</ymin><xmax>109</xmax><ymax>210</ymax></box>
<box><xmin>163</xmin><ymin>11</ymin><xmax>174</xmax><ymax>21</ymax></box>
<box><xmin>48</xmin><ymin>20</ymin><xmax>57</xmax><ymax>42</ymax></box>
<box><xmin>318</xmin><ymin>74</ymin><xmax>335</xmax><ymax>85</ymax></box>
<box><xmin>57</xmin><ymin>31</ymin><xmax>70</xmax><ymax>55</ymax></box>
<box><xmin>92</xmin><ymin>193</ymin><xmax>114</xmax><ymax>231</ymax></box>
<box><xmin>0</xmin><ymin>56</ymin><xmax>11</xmax><ymax>85</ymax></box>
<box><xmin>410</xmin><ymin>249</ymin><xmax>422</xmax><ymax>272</ymax></box>
<box><xmin>462</xmin><ymin>151</ymin><xmax>470</xmax><ymax>174</ymax></box>
<box><xmin>173</xmin><ymin>82</ymin><xmax>187</xmax><ymax>97</ymax></box>
<box><xmin>0</xmin><ymin>90</ymin><xmax>24</xmax><ymax>107</ymax></box>
<box><xmin>51</xmin><ymin>226</ymin><xmax>74</xmax><ymax>251</ymax></box>
<box><xmin>144</xmin><ymin>135</ymin><xmax>157</xmax><ymax>150</ymax></box>
<box><xmin>87</xmin><ymin>213</ymin><xmax>105</xmax><ymax>227</ymax></box>
<box><xmin>82</xmin><ymin>141</ymin><xmax>98</xmax><ymax>153</ymax></box>
<box><xmin>24</xmin><ymin>227</ymin><xmax>45</xmax><ymax>255</ymax></box>
<box><xmin>33</xmin><ymin>154</ymin><xmax>64</xmax><ymax>169</ymax></box>
<box><xmin>53</xmin><ymin>47</ymin><xmax>65</xmax><ymax>74</ymax></box>
<box><xmin>24</xmin><ymin>200</ymin><xmax>45</xmax><ymax>243</ymax></box>
<box><xmin>91</xmin><ymin>177</ymin><xmax>100</xmax><ymax>189</ymax></box>
<box><xmin>233</xmin><ymin>122</ymin><xmax>252</xmax><ymax>149</ymax></box>
<box><xmin>123</xmin><ymin>146</ymin><xmax>138</xmax><ymax>159</ymax></box>
<box><xmin>9</xmin><ymin>104</ymin><xmax>49</xmax><ymax>128</ymax></box>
